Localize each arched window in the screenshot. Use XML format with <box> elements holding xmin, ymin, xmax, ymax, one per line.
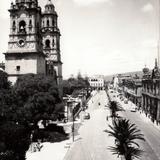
<box><xmin>52</xmin><ymin>39</ymin><xmax>54</xmax><ymax>47</ymax></box>
<box><xmin>29</xmin><ymin>20</ymin><xmax>32</xmax><ymax>26</ymax></box>
<box><xmin>45</xmin><ymin>39</ymin><xmax>50</xmax><ymax>48</ymax></box>
<box><xmin>13</xmin><ymin>21</ymin><xmax>16</xmax><ymax>31</ymax></box>
<box><xmin>13</xmin><ymin>21</ymin><xmax>16</xmax><ymax>27</ymax></box>
<box><xmin>19</xmin><ymin>20</ymin><xmax>26</xmax><ymax>33</ymax></box>
<box><xmin>47</xmin><ymin>19</ymin><xmax>49</xmax><ymax>27</ymax></box>
<box><xmin>52</xmin><ymin>19</ymin><xmax>54</xmax><ymax>26</ymax></box>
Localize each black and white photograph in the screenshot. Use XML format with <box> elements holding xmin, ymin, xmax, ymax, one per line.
<box><xmin>0</xmin><ymin>0</ymin><xmax>160</xmax><ymax>160</ymax></box>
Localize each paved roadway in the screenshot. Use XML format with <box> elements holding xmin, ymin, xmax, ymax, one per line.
<box><xmin>112</xmin><ymin>91</ymin><xmax>160</xmax><ymax>160</ymax></box>
<box><xmin>119</xmin><ymin>106</ymin><xmax>160</xmax><ymax>160</ymax></box>
<box><xmin>64</xmin><ymin>90</ymin><xmax>120</xmax><ymax>160</ymax></box>
<box><xmin>64</xmin><ymin>90</ymin><xmax>160</xmax><ymax>160</ymax></box>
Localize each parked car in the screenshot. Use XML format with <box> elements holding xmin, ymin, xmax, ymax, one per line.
<box><xmin>131</xmin><ymin>107</ymin><xmax>137</xmax><ymax>112</ymax></box>
<box><xmin>84</xmin><ymin>112</ymin><xmax>90</xmax><ymax>119</ymax></box>
<box><xmin>124</xmin><ymin>100</ymin><xmax>128</xmax><ymax>104</ymax></box>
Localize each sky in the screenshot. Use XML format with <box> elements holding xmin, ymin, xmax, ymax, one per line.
<box><xmin>0</xmin><ymin>0</ymin><xmax>159</xmax><ymax>78</ymax></box>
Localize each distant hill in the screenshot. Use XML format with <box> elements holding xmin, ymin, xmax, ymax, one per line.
<box><xmin>104</xmin><ymin>71</ymin><xmax>143</xmax><ymax>81</ymax></box>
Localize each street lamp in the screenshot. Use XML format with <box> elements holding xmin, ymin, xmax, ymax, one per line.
<box><xmin>72</xmin><ymin>104</ymin><xmax>75</xmax><ymax>142</ymax></box>
<box><xmin>67</xmin><ymin>99</ymin><xmax>75</xmax><ymax>142</ymax></box>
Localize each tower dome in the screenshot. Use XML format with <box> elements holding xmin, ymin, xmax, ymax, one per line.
<box><xmin>15</xmin><ymin>0</ymin><xmax>38</xmax><ymax>8</ymax></box>
<box><xmin>143</xmin><ymin>65</ymin><xmax>149</xmax><ymax>74</ymax></box>
<box><xmin>16</xmin><ymin>0</ymin><xmax>37</xmax><ymax>3</ymax></box>
<box><xmin>44</xmin><ymin>0</ymin><xmax>55</xmax><ymax>13</ymax></box>
<box><xmin>16</xmin><ymin>0</ymin><xmax>25</xmax><ymax>3</ymax></box>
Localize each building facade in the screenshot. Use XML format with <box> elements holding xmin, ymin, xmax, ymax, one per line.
<box><xmin>41</xmin><ymin>0</ymin><xmax>62</xmax><ymax>84</ymax></box>
<box><xmin>123</xmin><ymin>77</ymin><xmax>142</xmax><ymax>108</ymax></box>
<box><xmin>4</xmin><ymin>0</ymin><xmax>62</xmax><ymax>84</ymax></box>
<box><xmin>142</xmin><ymin>60</ymin><xmax>160</xmax><ymax>123</ymax></box>
<box><xmin>88</xmin><ymin>76</ymin><xmax>104</xmax><ymax>90</ymax></box>
<box><xmin>0</xmin><ymin>62</ymin><xmax>5</xmax><ymax>71</ymax></box>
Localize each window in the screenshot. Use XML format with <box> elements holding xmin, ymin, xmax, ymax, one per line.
<box><xmin>29</xmin><ymin>20</ymin><xmax>32</xmax><ymax>26</ymax></box>
<box><xmin>13</xmin><ymin>21</ymin><xmax>16</xmax><ymax>27</ymax></box>
<box><xmin>45</xmin><ymin>39</ymin><xmax>50</xmax><ymax>48</ymax></box>
<box><xmin>16</xmin><ymin>66</ymin><xmax>20</xmax><ymax>71</ymax></box>
<box><xmin>19</xmin><ymin>20</ymin><xmax>26</xmax><ymax>33</ymax></box>
<box><xmin>29</xmin><ymin>20</ymin><xmax>32</xmax><ymax>31</ymax></box>
<box><xmin>52</xmin><ymin>19</ymin><xmax>54</xmax><ymax>26</ymax></box>
<box><xmin>13</xmin><ymin>21</ymin><xmax>16</xmax><ymax>31</ymax></box>
<box><xmin>52</xmin><ymin>39</ymin><xmax>55</xmax><ymax>47</ymax></box>
<box><xmin>47</xmin><ymin>19</ymin><xmax>49</xmax><ymax>27</ymax></box>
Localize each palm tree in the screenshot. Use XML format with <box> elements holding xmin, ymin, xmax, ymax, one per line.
<box><xmin>108</xmin><ymin>101</ymin><xmax>124</xmax><ymax>119</ymax></box>
<box><xmin>106</xmin><ymin>118</ymin><xmax>145</xmax><ymax>160</ymax></box>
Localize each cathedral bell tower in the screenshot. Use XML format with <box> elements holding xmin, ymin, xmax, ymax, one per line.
<box><xmin>41</xmin><ymin>0</ymin><xmax>63</xmax><ymax>84</ymax></box>
<box><xmin>4</xmin><ymin>0</ymin><xmax>46</xmax><ymax>83</ymax></box>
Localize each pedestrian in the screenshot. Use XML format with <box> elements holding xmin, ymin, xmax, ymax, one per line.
<box><xmin>106</xmin><ymin>116</ymin><xmax>108</xmax><ymax>121</ymax></box>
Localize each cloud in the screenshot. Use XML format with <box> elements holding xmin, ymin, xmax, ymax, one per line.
<box><xmin>73</xmin><ymin>0</ymin><xmax>114</xmax><ymax>6</ymax></box>
<box><xmin>141</xmin><ymin>3</ymin><xmax>153</xmax><ymax>12</ymax></box>
<box><xmin>141</xmin><ymin>39</ymin><xmax>157</xmax><ymax>48</ymax></box>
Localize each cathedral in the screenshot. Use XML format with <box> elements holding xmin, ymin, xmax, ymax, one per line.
<box><xmin>4</xmin><ymin>0</ymin><xmax>62</xmax><ymax>84</ymax></box>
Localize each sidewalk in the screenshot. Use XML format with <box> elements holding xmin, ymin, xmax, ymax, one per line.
<box><xmin>117</xmin><ymin>96</ymin><xmax>160</xmax><ymax>133</ymax></box>
<box><xmin>63</xmin><ymin>106</ymin><xmax>121</xmax><ymax>160</ymax></box>
<box><xmin>26</xmin><ymin>119</ymin><xmax>83</xmax><ymax>160</ymax></box>
<box><xmin>137</xmin><ymin>110</ymin><xmax>160</xmax><ymax>132</ymax></box>
<box><xmin>26</xmin><ymin>90</ymin><xmax>117</xmax><ymax>160</ymax></box>
<box><xmin>26</xmin><ymin>139</ymin><xmax>71</xmax><ymax>160</ymax></box>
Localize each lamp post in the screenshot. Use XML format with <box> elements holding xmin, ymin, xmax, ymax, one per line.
<box><xmin>67</xmin><ymin>99</ymin><xmax>75</xmax><ymax>142</ymax></box>
<box><xmin>72</xmin><ymin>104</ymin><xmax>75</xmax><ymax>142</ymax></box>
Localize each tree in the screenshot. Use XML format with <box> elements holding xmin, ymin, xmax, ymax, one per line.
<box><xmin>0</xmin><ymin>71</ymin><xmax>11</xmax><ymax>90</ymax></box>
<box><xmin>14</xmin><ymin>74</ymin><xmax>61</xmax><ymax>103</ymax></box>
<box><xmin>24</xmin><ymin>92</ymin><xmax>64</xmax><ymax>128</ymax></box>
<box><xmin>0</xmin><ymin>74</ymin><xmax>64</xmax><ymax>127</ymax></box>
<box><xmin>108</xmin><ymin>101</ymin><xmax>124</xmax><ymax>119</ymax></box>
<box><xmin>106</xmin><ymin>119</ymin><xmax>145</xmax><ymax>160</ymax></box>
<box><xmin>62</xmin><ymin>75</ymin><xmax>90</xmax><ymax>96</ymax></box>
<box><xmin>0</xmin><ymin>74</ymin><xmax>65</xmax><ymax>159</ymax></box>
<box><xmin>0</xmin><ymin>121</ymin><xmax>30</xmax><ymax>160</ymax></box>
<box><xmin>62</xmin><ymin>80</ymin><xmax>73</xmax><ymax>95</ymax></box>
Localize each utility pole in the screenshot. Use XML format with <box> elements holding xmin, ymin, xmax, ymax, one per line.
<box><xmin>67</xmin><ymin>99</ymin><xmax>75</xmax><ymax>142</ymax></box>
<box><xmin>72</xmin><ymin>102</ymin><xmax>75</xmax><ymax>142</ymax></box>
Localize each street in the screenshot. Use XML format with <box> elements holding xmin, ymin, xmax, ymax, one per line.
<box><xmin>64</xmin><ymin>90</ymin><xmax>119</xmax><ymax>160</ymax></box>
<box><xmin>64</xmin><ymin>90</ymin><xmax>160</xmax><ymax>160</ymax></box>
<box><xmin>111</xmin><ymin>91</ymin><xmax>160</xmax><ymax>160</ymax></box>
<box><xmin>119</xmin><ymin>107</ymin><xmax>160</xmax><ymax>160</ymax></box>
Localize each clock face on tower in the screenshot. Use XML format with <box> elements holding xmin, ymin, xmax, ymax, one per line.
<box><xmin>17</xmin><ymin>39</ymin><xmax>26</xmax><ymax>47</ymax></box>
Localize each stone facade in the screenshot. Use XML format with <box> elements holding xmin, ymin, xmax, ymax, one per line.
<box><xmin>88</xmin><ymin>76</ymin><xmax>104</xmax><ymax>90</ymax></box>
<box><xmin>142</xmin><ymin>79</ymin><xmax>160</xmax><ymax>123</ymax></box>
<box><xmin>41</xmin><ymin>0</ymin><xmax>62</xmax><ymax>84</ymax></box>
<box><xmin>121</xmin><ymin>76</ymin><xmax>142</xmax><ymax>108</ymax></box>
<box><xmin>4</xmin><ymin>0</ymin><xmax>62</xmax><ymax>84</ymax></box>
<box><xmin>142</xmin><ymin>60</ymin><xmax>160</xmax><ymax>123</ymax></box>
<box><xmin>0</xmin><ymin>62</ymin><xmax>5</xmax><ymax>71</ymax></box>
<box><xmin>119</xmin><ymin>75</ymin><xmax>142</xmax><ymax>108</ymax></box>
